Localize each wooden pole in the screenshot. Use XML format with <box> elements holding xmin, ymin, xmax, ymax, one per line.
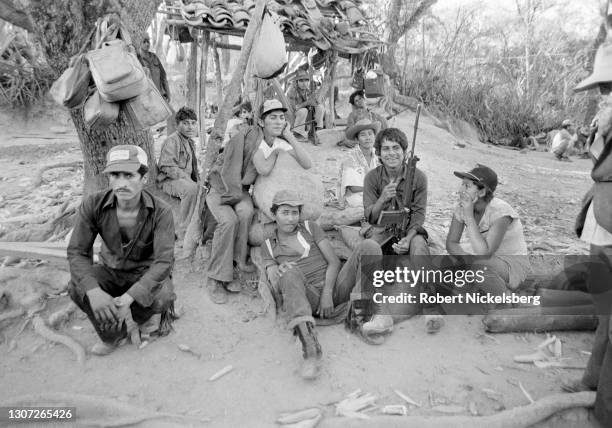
<box><xmin>327</xmin><ymin>51</ymin><xmax>336</xmax><ymax>129</ymax></box>
<box><xmin>211</xmin><ymin>37</ymin><xmax>224</xmax><ymax>109</ymax></box>
<box><xmin>182</xmin><ymin>0</ymin><xmax>267</xmax><ymax>260</ymax></box>
<box><xmin>198</xmin><ymin>31</ymin><xmax>210</xmax><ymax>166</ymax></box>
<box><xmin>186</xmin><ymin>40</ymin><xmax>198</xmax><ymax>109</ymax></box>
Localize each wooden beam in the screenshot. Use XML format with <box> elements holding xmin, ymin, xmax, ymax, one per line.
<box><xmin>328</xmin><ymin>52</ymin><xmax>336</xmax><ymax>129</ymax></box>
<box><xmin>215</xmin><ymin>41</ymin><xmax>242</xmax><ymax>51</ymax></box>
<box><xmin>186</xmin><ymin>40</ymin><xmax>198</xmax><ymax>109</ymax></box>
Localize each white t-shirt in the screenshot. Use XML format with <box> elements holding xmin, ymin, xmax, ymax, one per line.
<box><xmin>258</xmin><ymin>138</ymin><xmax>293</xmax><ymax>159</ymax></box>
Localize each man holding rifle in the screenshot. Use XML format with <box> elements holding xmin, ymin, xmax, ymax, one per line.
<box><xmin>359</xmin><ymin>108</ymin><xmax>430</xmax><ymax>339</ymax></box>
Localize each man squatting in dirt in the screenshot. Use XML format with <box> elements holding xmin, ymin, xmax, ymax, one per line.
<box><xmin>67</xmin><ymin>145</ymin><xmax>176</xmax><ymax>356</ymax></box>
<box><xmin>561</xmin><ymin>42</ymin><xmax>612</xmax><ymax>427</ymax></box>
<box><xmin>157</xmin><ymin>107</ymin><xmax>199</xmax><ymax>242</ymax></box>
<box><xmin>206</xmin><ymin>99</ymin><xmax>312</xmax><ymax>304</ymax></box>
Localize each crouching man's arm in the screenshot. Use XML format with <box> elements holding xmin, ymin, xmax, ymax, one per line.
<box><xmin>125</xmin><ymin>206</ymin><xmax>175</xmax><ymax>308</ymax></box>
<box><xmin>67</xmin><ymin>198</ymin><xmax>118</xmax><ymax>325</ymax></box>
<box><xmin>311</xmin><ymin>223</ymin><xmax>340</xmax><ymax>319</ymax></box>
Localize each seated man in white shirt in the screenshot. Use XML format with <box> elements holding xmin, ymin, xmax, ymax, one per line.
<box><xmin>252</xmin><ymin>99</ymin><xmax>312</xmax><ymax>176</ymax></box>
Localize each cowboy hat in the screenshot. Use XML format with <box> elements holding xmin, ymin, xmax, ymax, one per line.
<box><xmin>345</xmin><ymin>118</ymin><xmax>381</xmax><ymax>140</ymax></box>
<box><xmin>574</xmin><ymin>42</ymin><xmax>612</xmax><ymax>92</ymax></box>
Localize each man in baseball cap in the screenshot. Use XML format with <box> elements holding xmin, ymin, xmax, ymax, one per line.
<box><xmin>453</xmin><ymin>164</ymin><xmax>498</xmax><ymax>192</ymax></box>
<box><xmin>286</xmin><ymin>68</ymin><xmax>325</xmax><ymax>141</ymax></box>
<box><xmin>67</xmin><ymin>144</ymin><xmax>177</xmax><ymax>356</ymax></box>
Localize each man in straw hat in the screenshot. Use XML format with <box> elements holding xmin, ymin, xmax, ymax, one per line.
<box><xmin>337</xmin><ymin>118</ymin><xmax>380</xmax><ymax>207</ymax></box>
<box><xmin>561</xmin><ymin>40</ymin><xmax>612</xmax><ymax>427</ymax></box>
<box><xmin>68</xmin><ymin>145</ymin><xmax>176</xmax><ymax>356</ymax></box>
<box><xmin>286</xmin><ymin>68</ymin><xmax>325</xmax><ymax>141</ymax></box>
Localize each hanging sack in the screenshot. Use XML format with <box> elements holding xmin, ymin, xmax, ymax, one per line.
<box><xmin>87</xmin><ymin>25</ymin><xmax>148</xmax><ymax>102</ymax></box>
<box><xmin>49</xmin><ymin>54</ymin><xmax>92</xmax><ymax>108</ymax></box>
<box><xmin>364</xmin><ymin>69</ymin><xmax>384</xmax><ymax>98</ymax></box>
<box><xmin>351</xmin><ymin>68</ymin><xmax>364</xmax><ymax>90</ymax></box>
<box><xmin>252</xmin><ymin>11</ymin><xmax>287</xmax><ymax>79</ymax></box>
<box><xmin>83</xmin><ymin>89</ymin><xmax>120</xmax><ymax>129</ymax></box>
<box><xmin>49</xmin><ymin>27</ymin><xmax>96</xmax><ymax>108</ymax></box>
<box><xmin>125</xmin><ymin>78</ymin><xmax>173</xmax><ymax>129</ymax></box>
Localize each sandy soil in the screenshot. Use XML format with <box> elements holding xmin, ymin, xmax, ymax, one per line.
<box><xmin>0</xmin><ymin>105</ymin><xmax>601</xmax><ymax>427</ymax></box>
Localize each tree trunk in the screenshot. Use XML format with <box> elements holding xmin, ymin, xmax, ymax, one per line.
<box><xmin>186</xmin><ymin>40</ymin><xmax>198</xmax><ymax>109</ymax></box>
<box><xmin>70</xmin><ymin>107</ymin><xmax>157</xmax><ymax>196</ymax></box>
<box><xmin>24</xmin><ymin>0</ymin><xmax>159</xmax><ymax>196</ymax></box>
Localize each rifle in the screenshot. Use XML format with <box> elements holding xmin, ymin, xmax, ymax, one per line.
<box><xmin>376</xmin><ymin>103</ymin><xmax>422</xmax><ymax>248</ymax></box>
<box><xmin>385</xmin><ymin>106</ymin><xmax>412</xmax><ymax>121</ymax></box>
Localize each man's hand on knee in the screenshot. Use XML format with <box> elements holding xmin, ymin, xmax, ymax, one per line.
<box><xmin>87</xmin><ymin>288</ymin><xmax>119</xmax><ymax>330</ymax></box>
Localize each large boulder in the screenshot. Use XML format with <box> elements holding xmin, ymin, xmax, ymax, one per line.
<box><xmin>252</xmin><ymin>151</ymin><xmax>324</xmax><ymax>221</ymax></box>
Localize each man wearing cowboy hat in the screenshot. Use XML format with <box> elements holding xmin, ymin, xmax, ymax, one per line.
<box><xmin>338</xmin><ymin>118</ymin><xmax>381</xmax><ymax>207</ymax></box>
<box><xmin>67</xmin><ymin>145</ymin><xmax>176</xmax><ymax>356</ymax></box>
<box><xmin>286</xmin><ymin>68</ymin><xmax>325</xmax><ymax>141</ymax></box>
<box><xmin>561</xmin><ymin>40</ymin><xmax>612</xmax><ymax>427</ymax></box>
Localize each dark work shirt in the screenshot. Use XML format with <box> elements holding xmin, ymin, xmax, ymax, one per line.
<box><xmin>363</xmin><ymin>164</ymin><xmax>428</xmax><ymax>234</ymax></box>
<box><xmin>67</xmin><ymin>189</ymin><xmax>175</xmax><ymax>307</ymax></box>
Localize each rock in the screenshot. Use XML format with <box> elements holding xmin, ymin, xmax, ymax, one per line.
<box><xmin>252</xmin><ymin>151</ymin><xmax>324</xmax><ymax>221</ymax></box>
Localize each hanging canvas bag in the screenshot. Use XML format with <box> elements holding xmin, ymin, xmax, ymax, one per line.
<box><xmin>83</xmin><ymin>89</ymin><xmax>120</xmax><ymax>129</ymax></box>
<box><xmin>49</xmin><ymin>27</ymin><xmax>97</xmax><ymax>108</ymax></box>
<box><xmin>125</xmin><ymin>78</ymin><xmax>173</xmax><ymax>129</ymax></box>
<box><xmin>252</xmin><ymin>11</ymin><xmax>288</xmax><ymax>79</ymax></box>
<box><xmin>351</xmin><ymin>68</ymin><xmax>364</xmax><ymax>90</ymax></box>
<box><xmin>87</xmin><ymin>24</ymin><xmax>148</xmax><ymax>102</ymax></box>
<box><xmin>49</xmin><ymin>54</ymin><xmax>92</xmax><ymax>108</ymax></box>
<box><xmin>364</xmin><ymin>69</ymin><xmax>384</xmax><ymax>98</ymax></box>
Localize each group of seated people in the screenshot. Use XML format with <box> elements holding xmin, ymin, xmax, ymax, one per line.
<box><xmin>66</xmin><ymin>96</ymin><xmax>530</xmax><ymax>382</ymax></box>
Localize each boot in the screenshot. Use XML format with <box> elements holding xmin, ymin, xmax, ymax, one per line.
<box><xmin>294</xmin><ymin>322</ymin><xmax>322</xmax><ymax>380</ymax></box>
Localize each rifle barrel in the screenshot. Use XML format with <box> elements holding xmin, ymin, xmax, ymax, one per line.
<box><xmin>411</xmin><ymin>104</ymin><xmax>422</xmax><ymax>156</ymax></box>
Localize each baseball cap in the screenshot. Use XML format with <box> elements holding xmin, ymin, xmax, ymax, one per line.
<box><xmin>260</xmin><ymin>99</ymin><xmax>287</xmax><ymax>117</ymax></box>
<box><xmin>453</xmin><ymin>164</ymin><xmax>498</xmax><ymax>192</ymax></box>
<box><xmin>562</xmin><ymin>119</ymin><xmax>572</xmax><ymax>127</ymax></box>
<box><xmin>103</xmin><ymin>145</ymin><xmax>148</xmax><ymax>174</ymax></box>
<box><xmin>272</xmin><ymin>189</ymin><xmax>303</xmax><ymax>207</ymax></box>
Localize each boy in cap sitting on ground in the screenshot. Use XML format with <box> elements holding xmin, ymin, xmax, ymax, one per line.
<box><xmin>68</xmin><ymin>145</ymin><xmax>176</xmax><ymax>355</ymax></box>
<box><xmin>262</xmin><ymin>190</ymin><xmax>381</xmax><ymax>380</ymax></box>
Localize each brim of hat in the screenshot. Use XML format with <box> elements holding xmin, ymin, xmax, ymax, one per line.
<box><xmin>346</xmin><ymin>122</ymin><xmax>381</xmax><ymax>140</ymax></box>
<box><xmin>573</xmin><ymin>71</ymin><xmax>612</xmax><ymax>92</ymax></box>
<box><xmin>262</xmin><ymin>107</ymin><xmax>288</xmax><ymax>116</ymax></box>
<box><xmin>453</xmin><ymin>171</ymin><xmax>482</xmax><ymax>183</ymax></box>
<box><xmin>103</xmin><ymin>162</ymin><xmax>141</xmax><ymax>174</ymax></box>
<box><xmin>273</xmin><ymin>200</ymin><xmax>303</xmax><ymax>207</ymax></box>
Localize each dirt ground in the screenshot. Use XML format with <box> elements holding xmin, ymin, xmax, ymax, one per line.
<box><xmin>0</xmin><ymin>103</ymin><xmax>601</xmax><ymax>427</ymax></box>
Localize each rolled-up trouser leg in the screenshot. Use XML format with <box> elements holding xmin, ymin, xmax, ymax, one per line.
<box><xmin>314</xmin><ymin>105</ymin><xmax>325</xmax><ymax>128</ymax></box>
<box><xmin>206</xmin><ymin>188</ymin><xmax>238</xmax><ymax>282</ymax></box>
<box><xmin>280</xmin><ymin>267</ymin><xmax>318</xmax><ymax>330</ymax></box>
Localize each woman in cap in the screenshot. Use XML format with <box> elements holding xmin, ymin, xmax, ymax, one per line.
<box><xmin>447</xmin><ymin>164</ymin><xmax>530</xmax><ymax>292</ymax></box>
<box><xmin>337</xmin><ymin>118</ymin><xmax>381</xmax><ymax>208</ymax></box>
